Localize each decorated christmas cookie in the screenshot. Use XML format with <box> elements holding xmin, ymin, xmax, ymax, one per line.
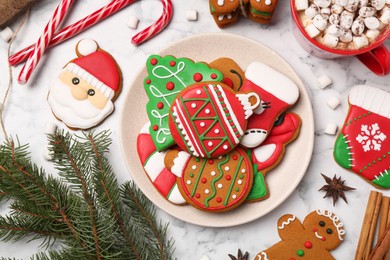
<box><xmin>144</xmin><ymin>55</ymin><xmax>224</xmax><ymax>151</ymax></box>
<box><xmin>334</xmin><ymin>85</ymin><xmax>390</xmax><ymax>189</ymax></box>
<box><xmin>168</xmin><ymin>82</ymin><xmax>260</xmax><ymax>158</ymax></box>
<box><xmin>164</xmin><ymin>148</ymin><xmax>253</xmax><ymax>212</ymax></box>
<box><xmin>248</xmin><ymin>0</ymin><xmax>279</xmax><ymax>24</ymax></box>
<box><xmin>209</xmin><ymin>0</ymin><xmax>245</xmax><ymax>28</ymax></box>
<box><xmin>240</xmin><ymin>61</ymin><xmax>300</xmax><ymax>148</ymax></box>
<box><xmin>137</xmin><ymin>122</ymin><xmax>186</xmax><ymax>205</ymax></box>
<box><xmin>256</xmin><ymin>210</ymin><xmax>345</xmax><ymax>259</ymax></box>
<box><xmin>209</xmin><ymin>57</ymin><xmax>245</xmax><ymax>91</ymax></box>
<box><xmin>47</xmin><ymin>39</ymin><xmax>122</xmax><ymax>129</ymax></box>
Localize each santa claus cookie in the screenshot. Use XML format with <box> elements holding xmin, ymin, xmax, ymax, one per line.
<box><xmin>209</xmin><ymin>57</ymin><xmax>245</xmax><ymax>92</ymax></box>
<box><xmin>334</xmin><ymin>85</ymin><xmax>390</xmax><ymax>189</ymax></box>
<box><xmin>240</xmin><ymin>61</ymin><xmax>299</xmax><ymax>148</ymax></box>
<box><xmin>144</xmin><ymin>55</ymin><xmax>224</xmax><ymax>152</ymax></box>
<box><xmin>168</xmin><ymin>82</ymin><xmax>260</xmax><ymax>158</ymax></box>
<box><xmin>164</xmin><ymin>148</ymin><xmax>253</xmax><ymax>212</ymax></box>
<box><xmin>47</xmin><ymin>39</ymin><xmax>122</xmax><ymax>130</ymax></box>
<box><xmin>256</xmin><ymin>210</ymin><xmax>345</xmax><ymax>260</ymax></box>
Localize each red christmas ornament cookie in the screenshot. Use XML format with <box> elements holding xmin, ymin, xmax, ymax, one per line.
<box><xmin>334</xmin><ymin>85</ymin><xmax>390</xmax><ymax>189</ymax></box>
<box><xmin>256</xmin><ymin>210</ymin><xmax>345</xmax><ymax>259</ymax></box>
<box><xmin>168</xmin><ymin>82</ymin><xmax>260</xmax><ymax>158</ymax></box>
<box><xmin>164</xmin><ymin>148</ymin><xmax>253</xmax><ymax>212</ymax></box>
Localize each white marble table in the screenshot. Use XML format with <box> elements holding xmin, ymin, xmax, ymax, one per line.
<box><xmin>0</xmin><ymin>0</ymin><xmax>389</xmax><ymax>259</ymax></box>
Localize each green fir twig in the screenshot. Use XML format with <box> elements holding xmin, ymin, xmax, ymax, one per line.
<box><xmin>0</xmin><ymin>130</ymin><xmax>175</xmax><ymax>259</ymax></box>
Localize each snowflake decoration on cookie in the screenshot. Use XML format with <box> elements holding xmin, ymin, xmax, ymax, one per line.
<box><xmin>356</xmin><ymin>123</ymin><xmax>387</xmax><ymax>152</ymax></box>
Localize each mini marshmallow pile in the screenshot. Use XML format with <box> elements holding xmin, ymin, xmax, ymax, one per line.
<box><xmin>296</xmin><ymin>0</ymin><xmax>390</xmax><ymax>49</ymax></box>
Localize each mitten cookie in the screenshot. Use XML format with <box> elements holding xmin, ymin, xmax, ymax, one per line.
<box><xmin>47</xmin><ymin>39</ymin><xmax>122</xmax><ymax>130</ymax></box>
<box><xmin>248</xmin><ymin>0</ymin><xmax>279</xmax><ymax>24</ymax></box>
<box><xmin>334</xmin><ymin>85</ymin><xmax>390</xmax><ymax>189</ymax></box>
<box><xmin>168</xmin><ymin>82</ymin><xmax>260</xmax><ymax>158</ymax></box>
<box><xmin>240</xmin><ymin>62</ymin><xmax>300</xmax><ymax>148</ymax></box>
<box><xmin>144</xmin><ymin>55</ymin><xmax>224</xmax><ymax>151</ymax></box>
<box><xmin>209</xmin><ymin>57</ymin><xmax>245</xmax><ymax>91</ymax></box>
<box><xmin>256</xmin><ymin>210</ymin><xmax>345</xmax><ymax>259</ymax></box>
<box><xmin>164</xmin><ymin>148</ymin><xmax>253</xmax><ymax>212</ymax></box>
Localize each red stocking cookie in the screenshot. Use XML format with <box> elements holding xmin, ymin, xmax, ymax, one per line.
<box><xmin>169</xmin><ymin>82</ymin><xmax>260</xmax><ymax>158</ymax></box>
<box><xmin>240</xmin><ymin>62</ymin><xmax>300</xmax><ymax>148</ymax></box>
<box><xmin>48</xmin><ymin>39</ymin><xmax>122</xmax><ymax>130</ymax></box>
<box><xmin>256</xmin><ymin>210</ymin><xmax>345</xmax><ymax>259</ymax></box>
<box><xmin>334</xmin><ymin>85</ymin><xmax>390</xmax><ymax>189</ymax></box>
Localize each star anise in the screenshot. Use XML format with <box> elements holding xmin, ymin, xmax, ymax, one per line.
<box><xmin>228</xmin><ymin>249</ymin><xmax>249</xmax><ymax>260</ymax></box>
<box><xmin>319</xmin><ymin>173</ymin><xmax>355</xmax><ymax>206</ymax></box>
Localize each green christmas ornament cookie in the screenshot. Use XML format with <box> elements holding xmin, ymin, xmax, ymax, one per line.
<box><xmin>144</xmin><ymin>55</ymin><xmax>224</xmax><ymax>151</ymax></box>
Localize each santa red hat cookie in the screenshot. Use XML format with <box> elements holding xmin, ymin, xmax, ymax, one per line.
<box><xmin>334</xmin><ymin>85</ymin><xmax>390</xmax><ymax>189</ymax></box>
<box><xmin>47</xmin><ymin>39</ymin><xmax>122</xmax><ymax>130</ymax></box>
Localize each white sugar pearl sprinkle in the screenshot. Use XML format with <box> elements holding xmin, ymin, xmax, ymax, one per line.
<box><xmin>191</xmin><ymin>103</ymin><xmax>196</xmax><ymax>108</ymax></box>
<box><xmin>205</xmin><ymin>189</ymin><xmax>210</xmax><ymax>194</ymax></box>
<box><xmin>237</xmin><ymin>180</ymin><xmax>243</xmax><ymax>185</ymax></box>
<box><xmin>192</xmin><ymin>165</ymin><xmax>197</xmax><ymax>170</ymax></box>
<box><xmin>200</xmin><ymin>122</ymin><xmax>205</xmax><ymax>127</ymax></box>
<box><xmin>196</xmin><ymin>90</ymin><xmax>202</xmax><ymax>94</ymax></box>
<box><xmin>187</xmin><ymin>180</ymin><xmax>192</xmax><ymax>185</ymax></box>
<box><xmin>208</xmin><ymin>141</ymin><xmax>213</xmax><ymax>147</ymax></box>
<box><xmin>223</xmin><ymin>145</ymin><xmax>228</xmax><ymax>149</ymax></box>
<box><xmin>241</xmin><ymin>169</ymin><xmax>246</xmax><ymax>173</ymax></box>
<box><xmin>324</xmin><ymin>123</ymin><xmax>338</xmax><ymax>135</ymax></box>
<box><xmin>205</xmin><ymin>109</ymin><xmax>210</xmax><ymax>114</ymax></box>
<box><xmin>217</xmin><ymin>184</ymin><xmax>223</xmax><ymax>188</ymax></box>
<box><xmin>327</xmin><ymin>96</ymin><xmax>341</xmax><ymax>110</ymax></box>
<box><xmin>232</xmin><ymin>194</ymin><xmax>237</xmax><ymax>199</ymax></box>
<box><xmin>211</xmin><ymin>171</ymin><xmax>216</xmax><ymax>176</ymax></box>
<box><xmin>225</xmin><ymin>166</ymin><xmax>230</xmax><ymax>171</ymax></box>
<box><xmin>214</xmin><ymin>129</ymin><xmax>220</xmax><ymax>134</ymax></box>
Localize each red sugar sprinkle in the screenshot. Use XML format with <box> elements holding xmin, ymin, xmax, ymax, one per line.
<box><xmin>152</xmin><ymin>125</ymin><xmax>159</xmax><ymax>131</ymax></box>
<box><xmin>166</xmin><ymin>82</ymin><xmax>175</xmax><ymax>90</ymax></box>
<box><xmin>216</xmin><ymin>198</ymin><xmax>222</xmax><ymax>203</ymax></box>
<box><xmin>225</xmin><ymin>175</ymin><xmax>231</xmax><ymax>181</ymax></box>
<box><xmin>195</xmin><ymin>193</ymin><xmax>200</xmax><ymax>198</ymax></box>
<box><xmin>193</xmin><ymin>73</ymin><xmax>203</xmax><ymax>82</ymax></box>
<box><xmin>201</xmin><ymin>178</ymin><xmax>207</xmax><ymax>184</ymax></box>
<box><xmin>145</xmin><ymin>79</ymin><xmax>151</xmax><ymax>84</ymax></box>
<box><xmin>211</xmin><ymin>73</ymin><xmax>217</xmax><ymax>79</ymax></box>
<box><xmin>208</xmin><ymin>160</ymin><xmax>214</xmax><ymax>165</ymax></box>
<box><xmin>157</xmin><ymin>102</ymin><xmax>164</xmax><ymax>109</ymax></box>
<box><xmin>150</xmin><ymin>58</ymin><xmax>158</xmax><ymax>65</ymax></box>
<box><xmin>232</xmin><ymin>155</ymin><xmax>238</xmax><ymax>160</ymax></box>
<box><xmin>169</xmin><ymin>61</ymin><xmax>176</xmax><ymax>66</ymax></box>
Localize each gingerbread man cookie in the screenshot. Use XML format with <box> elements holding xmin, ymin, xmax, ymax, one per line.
<box><xmin>47</xmin><ymin>39</ymin><xmax>122</xmax><ymax>130</ymax></box>
<box><xmin>255</xmin><ymin>210</ymin><xmax>345</xmax><ymax>260</ymax></box>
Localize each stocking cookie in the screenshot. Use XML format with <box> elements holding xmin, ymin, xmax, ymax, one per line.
<box><xmin>164</xmin><ymin>148</ymin><xmax>253</xmax><ymax>212</ymax></box>
<box><xmin>209</xmin><ymin>57</ymin><xmax>245</xmax><ymax>91</ymax></box>
<box><xmin>168</xmin><ymin>82</ymin><xmax>261</xmax><ymax>158</ymax></box>
<box><xmin>47</xmin><ymin>39</ymin><xmax>122</xmax><ymax>129</ymax></box>
<box><xmin>256</xmin><ymin>210</ymin><xmax>345</xmax><ymax>259</ymax></box>
<box><xmin>240</xmin><ymin>61</ymin><xmax>300</xmax><ymax>148</ymax></box>
<box><xmin>334</xmin><ymin>85</ymin><xmax>390</xmax><ymax>189</ymax></box>
<box><xmin>144</xmin><ymin>55</ymin><xmax>224</xmax><ymax>151</ymax></box>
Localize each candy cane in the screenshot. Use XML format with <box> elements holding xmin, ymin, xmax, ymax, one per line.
<box><xmin>17</xmin><ymin>0</ymin><xmax>74</xmax><ymax>84</ymax></box>
<box><xmin>131</xmin><ymin>0</ymin><xmax>173</xmax><ymax>45</ymax></box>
<box><xmin>9</xmin><ymin>0</ymin><xmax>173</xmax><ymax>66</ymax></box>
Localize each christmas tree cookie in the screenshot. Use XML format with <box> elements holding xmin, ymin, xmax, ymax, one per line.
<box><xmin>144</xmin><ymin>55</ymin><xmax>224</xmax><ymax>151</ymax></box>
<box><xmin>334</xmin><ymin>85</ymin><xmax>390</xmax><ymax>189</ymax></box>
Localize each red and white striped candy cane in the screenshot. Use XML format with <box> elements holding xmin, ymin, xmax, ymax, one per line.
<box><xmin>131</xmin><ymin>0</ymin><xmax>173</xmax><ymax>45</ymax></box>
<box><xmin>18</xmin><ymin>0</ymin><xmax>74</xmax><ymax>84</ymax></box>
<box><xmin>10</xmin><ymin>0</ymin><xmax>139</xmax><ymax>66</ymax></box>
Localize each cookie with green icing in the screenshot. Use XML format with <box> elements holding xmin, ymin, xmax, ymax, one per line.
<box><xmin>144</xmin><ymin>55</ymin><xmax>224</xmax><ymax>151</ymax></box>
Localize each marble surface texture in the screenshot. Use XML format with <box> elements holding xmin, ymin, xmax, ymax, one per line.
<box><xmin>0</xmin><ymin>0</ymin><xmax>389</xmax><ymax>259</ymax></box>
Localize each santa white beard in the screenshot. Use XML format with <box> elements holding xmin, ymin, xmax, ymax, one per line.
<box><xmin>47</xmin><ymin>76</ymin><xmax>114</xmax><ymax>129</ymax></box>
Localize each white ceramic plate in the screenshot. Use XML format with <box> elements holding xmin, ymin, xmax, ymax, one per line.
<box><xmin>120</xmin><ymin>33</ymin><xmax>314</xmax><ymax>227</ymax></box>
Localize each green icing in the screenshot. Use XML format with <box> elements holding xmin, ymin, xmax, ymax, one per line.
<box><xmin>246</xmin><ymin>165</ymin><xmax>268</xmax><ymax>201</ymax></box>
<box><xmin>333</xmin><ymin>133</ymin><xmax>352</xmax><ymax>169</ymax></box>
<box><xmin>205</xmin><ymin>155</ymin><xmax>230</xmax><ymax>207</ymax></box>
<box><xmin>250</xmin><ymin>6</ymin><xmax>272</xmax><ymax>17</ymax></box>
<box><xmin>372</xmin><ymin>168</ymin><xmax>390</xmax><ymax>189</ymax></box>
<box><xmin>144</xmin><ymin>55</ymin><xmax>223</xmax><ymax>151</ymax></box>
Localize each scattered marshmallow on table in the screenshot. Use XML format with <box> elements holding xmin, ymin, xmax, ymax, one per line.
<box><xmin>199</xmin><ymin>255</ymin><xmax>211</xmax><ymax>260</ymax></box>
<box><xmin>316</xmin><ymin>75</ymin><xmax>332</xmax><ymax>89</ymax></box>
<box><xmin>43</xmin><ymin>148</ymin><xmax>53</xmax><ymax>161</ymax></box>
<box><xmin>325</xmin><ymin>123</ymin><xmax>338</xmax><ymax>135</ymax></box>
<box><xmin>327</xmin><ymin>96</ymin><xmax>341</xmax><ymax>110</ymax></box>
<box><xmin>44</xmin><ymin>122</ymin><xmax>57</xmax><ymax>135</ymax></box>
<box><xmin>0</xmin><ymin>27</ymin><xmax>14</xmax><ymax>42</ymax></box>
<box><xmin>127</xmin><ymin>15</ymin><xmax>139</xmax><ymax>29</ymax></box>
<box><xmin>186</xmin><ymin>10</ymin><xmax>198</xmax><ymax>21</ymax></box>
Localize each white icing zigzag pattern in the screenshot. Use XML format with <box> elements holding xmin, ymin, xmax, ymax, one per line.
<box><xmin>277</xmin><ymin>215</ymin><xmax>296</xmax><ymax>229</ymax></box>
<box><xmin>316</xmin><ymin>209</ymin><xmax>345</xmax><ymax>241</ymax></box>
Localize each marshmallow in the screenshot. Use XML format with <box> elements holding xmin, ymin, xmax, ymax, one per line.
<box><xmin>327</xmin><ymin>24</ymin><xmax>344</xmax><ymax>36</ymax></box>
<box><xmin>321</xmin><ymin>7</ymin><xmax>331</xmax><ymax>17</ymax></box>
<box><xmin>199</xmin><ymin>256</ymin><xmax>211</xmax><ymax>260</ymax></box>
<box><xmin>296</xmin><ymin>0</ymin><xmax>309</xmax><ymax>10</ymax></box>
<box><xmin>364</xmin><ymin>16</ymin><xmax>380</xmax><ymax>29</ymax></box>
<box><xmin>313</xmin><ymin>14</ymin><xmax>329</xmax><ymax>30</ymax></box>
<box><xmin>186</xmin><ymin>10</ymin><xmax>198</xmax><ymax>21</ymax></box>
<box><xmin>353</xmin><ymin>34</ymin><xmax>369</xmax><ymax>48</ymax></box>
<box><xmin>335</xmin><ymin>0</ymin><xmax>348</xmax><ymax>6</ymax></box>
<box><xmin>371</xmin><ymin>0</ymin><xmax>386</xmax><ymax>10</ymax></box>
<box><xmin>43</xmin><ymin>148</ymin><xmax>53</xmax><ymax>161</ymax></box>
<box><xmin>305</xmin><ymin>23</ymin><xmax>321</xmax><ymax>37</ymax></box>
<box><xmin>127</xmin><ymin>16</ymin><xmax>139</xmax><ymax>29</ymax></box>
<box><xmin>366</xmin><ymin>29</ymin><xmax>381</xmax><ymax>41</ymax></box>
<box><xmin>44</xmin><ymin>122</ymin><xmax>57</xmax><ymax>135</ymax></box>
<box><xmin>329</xmin><ymin>13</ymin><xmax>340</xmax><ymax>24</ymax></box>
<box><xmin>314</xmin><ymin>0</ymin><xmax>331</xmax><ymax>7</ymax></box>
<box><xmin>323</xmin><ymin>33</ymin><xmax>340</xmax><ymax>47</ymax></box>
<box><xmin>305</xmin><ymin>4</ymin><xmax>320</xmax><ymax>19</ymax></box>
<box><xmin>351</xmin><ymin>19</ymin><xmax>365</xmax><ymax>35</ymax></box>
<box><xmin>339</xmin><ymin>29</ymin><xmax>353</xmax><ymax>42</ymax></box>
<box><xmin>340</xmin><ymin>11</ymin><xmax>355</xmax><ymax>29</ymax></box>
<box><xmin>0</xmin><ymin>27</ymin><xmax>13</xmax><ymax>42</ymax></box>
<box><xmin>316</xmin><ymin>75</ymin><xmax>333</xmax><ymax>89</ymax></box>
<box><xmin>324</xmin><ymin>123</ymin><xmax>338</xmax><ymax>135</ymax></box>
<box><xmin>359</xmin><ymin>7</ymin><xmax>376</xmax><ymax>17</ymax></box>
<box><xmin>380</xmin><ymin>8</ymin><xmax>390</xmax><ymax>24</ymax></box>
<box><xmin>331</xmin><ymin>4</ymin><xmax>344</xmax><ymax>14</ymax></box>
<box><xmin>345</xmin><ymin>0</ymin><xmax>359</xmax><ymax>12</ymax></box>
<box><xmin>327</xmin><ymin>96</ymin><xmax>341</xmax><ymax>109</ymax></box>
<box><xmin>359</xmin><ymin>0</ymin><xmax>369</xmax><ymax>6</ymax></box>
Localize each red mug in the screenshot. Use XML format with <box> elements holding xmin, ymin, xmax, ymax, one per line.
<box><xmin>290</xmin><ymin>0</ymin><xmax>390</xmax><ymax>76</ymax></box>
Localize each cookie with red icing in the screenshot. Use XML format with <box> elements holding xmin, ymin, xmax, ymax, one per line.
<box><xmin>334</xmin><ymin>85</ymin><xmax>390</xmax><ymax>189</ymax></box>
<box><xmin>47</xmin><ymin>39</ymin><xmax>122</xmax><ymax>130</ymax></box>
<box><xmin>144</xmin><ymin>55</ymin><xmax>224</xmax><ymax>152</ymax></box>
<box><xmin>209</xmin><ymin>57</ymin><xmax>245</xmax><ymax>92</ymax></box>
<box><xmin>256</xmin><ymin>210</ymin><xmax>345</xmax><ymax>259</ymax></box>
<box><xmin>168</xmin><ymin>82</ymin><xmax>260</xmax><ymax>158</ymax></box>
